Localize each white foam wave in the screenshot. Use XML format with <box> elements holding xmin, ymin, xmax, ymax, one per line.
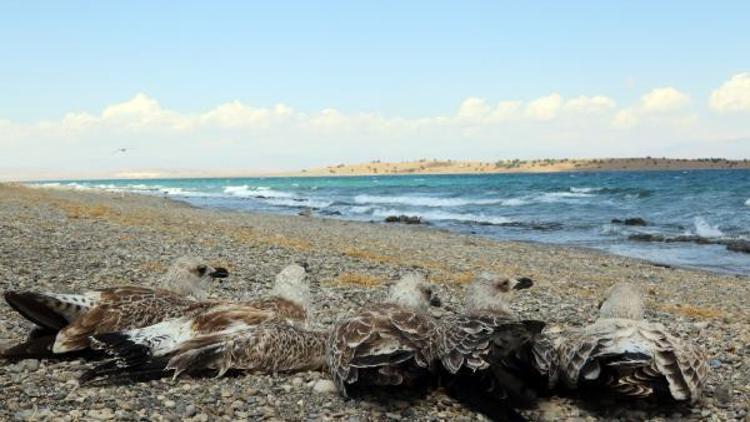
<box><xmin>500</xmin><ymin>197</ymin><xmax>530</xmax><ymax>206</ymax></box>
<box><xmin>354</xmin><ymin>194</ymin><xmax>503</xmax><ymax>207</ymax></box>
<box><xmin>223</xmin><ymin>185</ymin><xmax>292</xmax><ymax>199</ymax></box>
<box><xmin>266</xmin><ymin>198</ymin><xmax>334</xmax><ymax>208</ymax></box>
<box><xmin>692</xmin><ymin>217</ymin><xmax>723</xmax><ymax>238</ymax></box>
<box><xmin>570</xmin><ymin>187</ymin><xmax>602</xmax><ymax>193</ymax></box>
<box><xmin>530</xmin><ymin>191</ymin><xmax>595</xmax><ymax>203</ymax></box>
<box><xmin>745</xmin><ymin>198</ymin><xmax>750</xmax><ymax>207</ymax></box>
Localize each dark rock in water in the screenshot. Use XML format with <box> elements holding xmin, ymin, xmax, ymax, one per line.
<box><xmin>726</xmin><ymin>240</ymin><xmax>750</xmax><ymax>254</ymax></box>
<box><xmin>384</xmin><ymin>215</ymin><xmax>424</xmax><ymax>225</ymax></box>
<box><xmin>629</xmin><ymin>233</ymin><xmax>711</xmax><ymax>243</ymax></box>
<box><xmin>612</xmin><ymin>217</ymin><xmax>648</xmax><ymax>226</ymax></box>
<box><xmin>319</xmin><ymin>210</ymin><xmax>342</xmax><ymax>216</ymax></box>
<box><xmin>474</xmin><ymin>221</ymin><xmax>563</xmax><ymax>231</ymax></box>
<box><xmin>628</xmin><ymin>233</ymin><xmax>664</xmax><ymax>242</ymax></box>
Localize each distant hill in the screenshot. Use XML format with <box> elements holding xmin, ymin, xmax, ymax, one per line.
<box><xmin>288</xmin><ymin>158</ymin><xmax>750</xmax><ymax>176</ymax></box>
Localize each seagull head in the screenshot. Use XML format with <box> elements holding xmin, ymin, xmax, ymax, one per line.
<box><xmin>464</xmin><ymin>272</ymin><xmax>533</xmax><ymax>314</ymax></box>
<box><xmin>388</xmin><ymin>273</ymin><xmax>441</xmax><ymax>312</ymax></box>
<box><xmin>597</xmin><ymin>282</ymin><xmax>644</xmax><ymax>320</ymax></box>
<box><xmin>160</xmin><ymin>256</ymin><xmax>229</xmax><ymax>300</ymax></box>
<box><xmin>270</xmin><ymin>264</ymin><xmax>311</xmax><ymax>311</ymax></box>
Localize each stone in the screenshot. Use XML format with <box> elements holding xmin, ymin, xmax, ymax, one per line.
<box><xmin>384</xmin><ymin>215</ymin><xmax>424</xmax><ymax>224</ymax></box>
<box><xmin>726</xmin><ymin>240</ymin><xmax>750</xmax><ymax>254</ymax></box>
<box><xmin>312</xmin><ymin>379</ymin><xmax>337</xmax><ymax>394</ymax></box>
<box><xmin>184</xmin><ymin>404</ymin><xmax>197</xmax><ymax>417</ymax></box>
<box><xmin>612</xmin><ymin>217</ymin><xmax>647</xmax><ymax>226</ymax></box>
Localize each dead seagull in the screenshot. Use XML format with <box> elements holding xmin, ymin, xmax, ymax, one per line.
<box><xmin>326</xmin><ymin>273</ymin><xmax>442</xmax><ymax>398</ymax></box>
<box><xmin>80</xmin><ymin>263</ymin><xmax>316</xmax><ymax>382</ymax></box>
<box><xmin>437</xmin><ymin>273</ymin><xmax>544</xmax><ymax>420</ymax></box>
<box><xmin>549</xmin><ymin>282</ymin><xmax>709</xmax><ymax>403</ymax></box>
<box><xmin>2</xmin><ymin>256</ymin><xmax>229</xmax><ymax>359</ymax></box>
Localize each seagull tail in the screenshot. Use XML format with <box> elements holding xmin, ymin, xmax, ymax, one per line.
<box><xmin>89</xmin><ymin>332</ymin><xmax>153</xmax><ymax>368</ymax></box>
<box><xmin>165</xmin><ymin>335</ymin><xmax>229</xmax><ymax>379</ymax></box>
<box><xmin>79</xmin><ymin>356</ymin><xmax>171</xmax><ymax>384</ymax></box>
<box><xmin>4</xmin><ymin>291</ymin><xmax>72</xmax><ymax>331</ymax></box>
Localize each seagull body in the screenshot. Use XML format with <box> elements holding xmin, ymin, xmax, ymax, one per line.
<box><xmin>2</xmin><ymin>257</ymin><xmax>228</xmax><ymax>358</ymax></box>
<box><xmin>437</xmin><ymin>274</ymin><xmax>544</xmax><ymax>413</ymax></box>
<box><xmin>82</xmin><ymin>264</ymin><xmax>322</xmax><ymax>382</ymax></box>
<box><xmin>326</xmin><ymin>273</ymin><xmax>442</xmax><ymax>397</ymax></box>
<box><xmin>551</xmin><ymin>282</ymin><xmax>708</xmax><ymax>402</ymax></box>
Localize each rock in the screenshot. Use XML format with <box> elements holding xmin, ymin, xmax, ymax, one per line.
<box><xmin>298</xmin><ymin>208</ymin><xmax>313</xmax><ymax>217</ymax></box>
<box><xmin>312</xmin><ymin>379</ymin><xmax>337</xmax><ymax>394</ymax></box>
<box><xmin>709</xmin><ymin>359</ymin><xmax>722</xmax><ymax>368</ymax></box>
<box><xmin>87</xmin><ymin>408</ymin><xmax>115</xmax><ymax>420</ymax></box>
<box><xmin>714</xmin><ymin>386</ymin><xmax>732</xmax><ymax>404</ymax></box>
<box><xmin>164</xmin><ymin>399</ymin><xmax>176</xmax><ymax>408</ymax></box>
<box><xmin>22</xmin><ymin>359</ymin><xmax>39</xmax><ymax>371</ymax></box>
<box><xmin>384</xmin><ymin>215</ymin><xmax>424</xmax><ymax>225</ymax></box>
<box><xmin>612</xmin><ymin>217</ymin><xmax>647</xmax><ymax>226</ymax></box>
<box><xmin>184</xmin><ymin>404</ymin><xmax>197</xmax><ymax>417</ymax></box>
<box><xmin>726</xmin><ymin>240</ymin><xmax>750</xmax><ymax>254</ymax></box>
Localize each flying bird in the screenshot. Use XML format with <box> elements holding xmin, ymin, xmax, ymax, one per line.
<box><xmin>326</xmin><ymin>273</ymin><xmax>442</xmax><ymax>397</ymax></box>
<box><xmin>1</xmin><ymin>256</ymin><xmax>228</xmax><ymax>359</ymax></box>
<box><xmin>549</xmin><ymin>282</ymin><xmax>709</xmax><ymax>403</ymax></box>
<box><xmin>80</xmin><ymin>264</ymin><xmax>318</xmax><ymax>382</ymax></box>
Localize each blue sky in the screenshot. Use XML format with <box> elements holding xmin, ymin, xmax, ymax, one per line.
<box><xmin>1</xmin><ymin>1</ymin><xmax>749</xmax><ymax>179</ymax></box>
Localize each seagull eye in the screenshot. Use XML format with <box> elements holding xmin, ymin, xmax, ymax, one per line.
<box><xmin>197</xmin><ymin>265</ymin><xmax>207</xmax><ymax>276</ymax></box>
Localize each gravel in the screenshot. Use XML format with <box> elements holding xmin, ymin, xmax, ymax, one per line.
<box><xmin>1</xmin><ymin>183</ymin><xmax>748</xmax><ymax>421</ymax></box>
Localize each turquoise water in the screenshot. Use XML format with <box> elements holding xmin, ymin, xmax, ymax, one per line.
<box><xmin>35</xmin><ymin>170</ymin><xmax>750</xmax><ymax>275</ymax></box>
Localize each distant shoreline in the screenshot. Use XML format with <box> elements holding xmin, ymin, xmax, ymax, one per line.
<box><xmin>283</xmin><ymin>157</ymin><xmax>750</xmax><ymax>177</ymax></box>
<box><xmin>11</xmin><ymin>157</ymin><xmax>750</xmax><ymax>182</ymax></box>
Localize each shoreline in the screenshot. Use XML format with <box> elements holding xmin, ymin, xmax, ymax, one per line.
<box><xmin>10</xmin><ymin>158</ymin><xmax>750</xmax><ymax>182</ymax></box>
<box><xmin>30</xmin><ymin>180</ymin><xmax>750</xmax><ymax>277</ymax></box>
<box><xmin>1</xmin><ymin>184</ymin><xmax>748</xmax><ymax>420</ymax></box>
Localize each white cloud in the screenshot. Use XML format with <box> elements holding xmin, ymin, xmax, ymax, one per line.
<box><xmin>564</xmin><ymin>95</ymin><xmax>616</xmax><ymax>113</ymax></box>
<box><xmin>200</xmin><ymin>101</ymin><xmax>294</xmax><ymax>128</ymax></box>
<box><xmin>611</xmin><ymin>87</ymin><xmax>692</xmax><ymax>129</ymax></box>
<box><xmin>640</xmin><ymin>87</ymin><xmax>690</xmax><ymax>112</ymax></box>
<box><xmin>710</xmin><ymin>73</ymin><xmax>750</xmax><ymax>113</ymax></box>
<box><xmin>1</xmin><ymin>84</ymin><xmax>748</xmax><ymax>180</ymax></box>
<box><xmin>456</xmin><ymin>97</ymin><xmax>491</xmax><ymax>121</ymax></box>
<box><xmin>612</xmin><ymin>109</ymin><xmax>639</xmax><ymax>129</ymax></box>
<box><xmin>525</xmin><ymin>93</ymin><xmax>562</xmax><ymax>120</ymax></box>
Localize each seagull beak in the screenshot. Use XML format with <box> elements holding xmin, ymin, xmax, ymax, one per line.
<box><xmin>429</xmin><ymin>295</ymin><xmax>442</xmax><ymax>307</ymax></box>
<box><xmin>513</xmin><ymin>277</ymin><xmax>534</xmax><ymax>290</ymax></box>
<box><xmin>209</xmin><ymin>267</ymin><xmax>229</xmax><ymax>280</ymax></box>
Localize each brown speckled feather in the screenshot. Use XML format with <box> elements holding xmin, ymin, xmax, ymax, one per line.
<box><xmin>326</xmin><ymin>304</ymin><xmax>440</xmax><ymax>396</ymax></box>
<box><xmin>166</xmin><ymin>323</ymin><xmax>328</xmax><ymax>378</ymax></box>
<box><xmin>54</xmin><ymin>287</ymin><xmax>216</xmax><ymax>353</ymax></box>
<box><xmin>555</xmin><ymin>319</ymin><xmax>708</xmax><ymax>402</ymax></box>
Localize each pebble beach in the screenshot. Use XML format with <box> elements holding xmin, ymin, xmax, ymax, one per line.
<box><xmin>0</xmin><ymin>183</ymin><xmax>748</xmax><ymax>421</ymax></box>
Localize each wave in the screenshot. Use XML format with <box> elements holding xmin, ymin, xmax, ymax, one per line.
<box><xmin>265</xmin><ymin>198</ymin><xmax>334</xmax><ymax>209</ymax></box>
<box><xmin>570</xmin><ymin>187</ymin><xmax>602</xmax><ymax>193</ymax></box>
<box><xmin>746</xmin><ymin>198</ymin><xmax>750</xmax><ymax>207</ymax></box>
<box><xmin>223</xmin><ymin>185</ymin><xmax>293</xmax><ymax>199</ymax></box>
<box><xmin>536</xmin><ymin>191</ymin><xmax>595</xmax><ymax>202</ymax></box>
<box><xmin>354</xmin><ymin>194</ymin><xmax>504</xmax><ymax>207</ymax></box>
<box><xmin>692</xmin><ymin>217</ymin><xmax>723</xmax><ymax>238</ymax></box>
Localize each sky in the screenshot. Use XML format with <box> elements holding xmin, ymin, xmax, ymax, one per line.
<box><xmin>1</xmin><ymin>1</ymin><xmax>749</xmax><ymax>180</ymax></box>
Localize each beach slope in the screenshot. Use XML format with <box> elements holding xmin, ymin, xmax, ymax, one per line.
<box><xmin>0</xmin><ymin>184</ymin><xmax>747</xmax><ymax>420</ymax></box>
